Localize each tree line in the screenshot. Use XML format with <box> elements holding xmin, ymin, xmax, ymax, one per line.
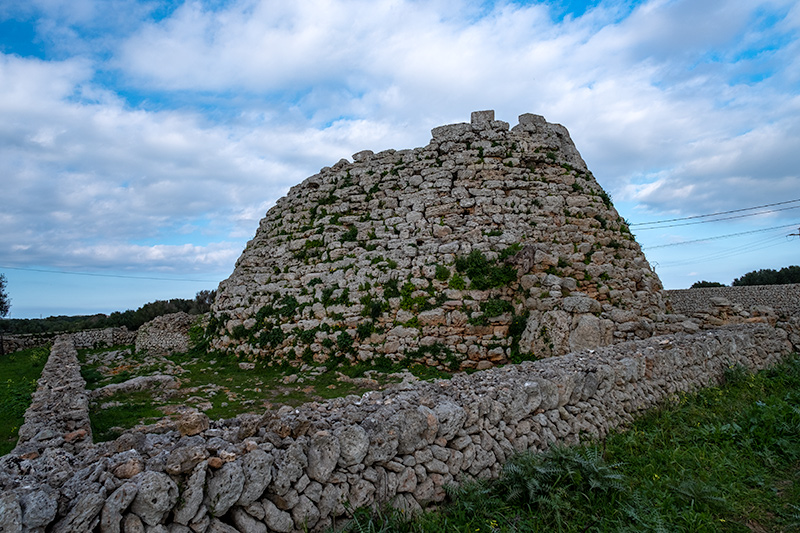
<box><xmin>691</xmin><ymin>265</ymin><xmax>800</xmax><ymax>288</ymax></box>
<box><xmin>0</xmin><ymin>289</ymin><xmax>215</xmax><ymax>335</ymax></box>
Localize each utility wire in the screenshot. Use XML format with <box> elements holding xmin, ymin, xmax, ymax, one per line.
<box><xmin>0</xmin><ymin>265</ymin><xmax>219</xmax><ymax>283</ymax></box>
<box><xmin>653</xmin><ymin>235</ymin><xmax>787</xmax><ymax>268</ymax></box>
<box><xmin>630</xmin><ymin>198</ymin><xmax>800</xmax><ymax>227</ymax></box>
<box><xmin>633</xmin><ymin>205</ymin><xmax>800</xmax><ymax>230</ymax></box>
<box><xmin>642</xmin><ymin>223</ymin><xmax>799</xmax><ymax>249</ymax></box>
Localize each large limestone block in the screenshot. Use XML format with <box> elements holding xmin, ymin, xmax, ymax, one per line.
<box><xmin>205</xmin><ymin>460</ymin><xmax>245</xmax><ymax>517</ymax></box>
<box><xmin>569</xmin><ymin>315</ymin><xmax>613</xmax><ymax>353</ymax></box>
<box><xmin>237</xmin><ymin>449</ymin><xmax>274</xmax><ymax>506</ymax></box>
<box><xmin>306</xmin><ymin>431</ymin><xmax>340</xmax><ymax>483</ymax></box>
<box><xmin>130</xmin><ymin>472</ymin><xmax>178</xmax><ymax>526</ymax></box>
<box><xmin>336</xmin><ymin>425</ymin><xmax>369</xmax><ymax>466</ymax></box>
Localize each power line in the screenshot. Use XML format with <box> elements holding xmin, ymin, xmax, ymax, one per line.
<box><xmin>0</xmin><ymin>265</ymin><xmax>219</xmax><ymax>283</ymax></box>
<box><xmin>653</xmin><ymin>235</ymin><xmax>788</xmax><ymax>268</ymax></box>
<box><xmin>633</xmin><ymin>205</ymin><xmax>800</xmax><ymax>230</ymax></box>
<box><xmin>642</xmin><ymin>223</ymin><xmax>799</xmax><ymax>250</ymax></box>
<box><xmin>630</xmin><ymin>198</ymin><xmax>800</xmax><ymax>227</ymax></box>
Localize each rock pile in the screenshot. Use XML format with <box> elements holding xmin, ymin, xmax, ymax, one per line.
<box><xmin>211</xmin><ymin>111</ymin><xmax>665</xmax><ymax>368</ymax></box>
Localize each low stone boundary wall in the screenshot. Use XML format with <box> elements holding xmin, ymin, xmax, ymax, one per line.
<box><xmin>1</xmin><ymin>332</ymin><xmax>58</xmax><ymax>354</ymax></box>
<box><xmin>1</xmin><ymin>327</ymin><xmax>136</xmax><ymax>355</ymax></box>
<box><xmin>72</xmin><ymin>327</ymin><xmax>137</xmax><ymax>350</ymax></box>
<box><xmin>0</xmin><ymin>322</ymin><xmax>796</xmax><ymax>533</ymax></box>
<box><xmin>13</xmin><ymin>335</ymin><xmax>93</xmax><ymax>457</ymax></box>
<box><xmin>666</xmin><ymin>284</ymin><xmax>800</xmax><ymax>316</ymax></box>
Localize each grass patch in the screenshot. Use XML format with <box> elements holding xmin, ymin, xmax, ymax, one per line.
<box><xmin>77</xmin><ymin>344</ymin><xmax>144</xmax><ymax>390</ymax></box>
<box><xmin>335</xmin><ymin>354</ymin><xmax>800</xmax><ymax>532</ymax></box>
<box><xmin>91</xmin><ymin>390</ymin><xmax>164</xmax><ymax>442</ymax></box>
<box><xmin>0</xmin><ymin>346</ymin><xmax>49</xmax><ymax>455</ymax></box>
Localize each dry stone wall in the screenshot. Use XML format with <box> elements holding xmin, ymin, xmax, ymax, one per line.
<box><xmin>1</xmin><ymin>322</ymin><xmax>796</xmax><ymax>533</ymax></box>
<box><xmin>2</xmin><ymin>327</ymin><xmax>135</xmax><ymax>355</ymax></box>
<box><xmin>667</xmin><ymin>284</ymin><xmax>800</xmax><ymax>317</ymax></box>
<box><xmin>1</xmin><ymin>333</ymin><xmax>57</xmax><ymax>354</ymax></box>
<box><xmin>13</xmin><ymin>335</ymin><xmax>93</xmax><ymax>458</ymax></box>
<box><xmin>212</xmin><ymin>111</ymin><xmax>665</xmax><ymax>368</ymax></box>
<box><xmin>135</xmin><ymin>312</ymin><xmax>198</xmax><ymax>356</ymax></box>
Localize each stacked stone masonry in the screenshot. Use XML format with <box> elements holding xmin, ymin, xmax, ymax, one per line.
<box><xmin>135</xmin><ymin>312</ymin><xmax>199</xmax><ymax>357</ymax></box>
<box><xmin>2</xmin><ymin>327</ymin><xmax>136</xmax><ymax>355</ymax></box>
<box><xmin>211</xmin><ymin>111</ymin><xmax>666</xmax><ymax>368</ymax></box>
<box><xmin>1</xmin><ymin>322</ymin><xmax>798</xmax><ymax>533</ymax></box>
<box><xmin>666</xmin><ymin>284</ymin><xmax>800</xmax><ymax>317</ymax></box>
<box><xmin>14</xmin><ymin>335</ymin><xmax>93</xmax><ymax>457</ymax></box>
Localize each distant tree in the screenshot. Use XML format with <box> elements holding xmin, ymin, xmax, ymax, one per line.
<box><xmin>193</xmin><ymin>289</ymin><xmax>216</xmax><ymax>313</ymax></box>
<box><xmin>0</xmin><ymin>274</ymin><xmax>9</xmax><ymax>318</ymax></box>
<box><xmin>690</xmin><ymin>281</ymin><xmax>725</xmax><ymax>288</ymax></box>
<box><xmin>0</xmin><ymin>273</ymin><xmax>9</xmax><ymax>356</ymax></box>
<box><xmin>733</xmin><ymin>266</ymin><xmax>800</xmax><ymax>286</ymax></box>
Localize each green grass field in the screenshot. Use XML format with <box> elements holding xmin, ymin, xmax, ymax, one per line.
<box><xmin>79</xmin><ymin>345</ymin><xmax>449</xmax><ymax>441</ymax></box>
<box><xmin>0</xmin><ymin>345</ymin><xmax>49</xmax><ymax>455</ymax></box>
<box><xmin>337</xmin><ymin>355</ymin><xmax>800</xmax><ymax>532</ymax></box>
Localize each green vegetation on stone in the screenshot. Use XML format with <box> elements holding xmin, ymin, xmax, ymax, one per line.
<box><xmin>454</xmin><ymin>247</ymin><xmax>519</xmax><ymax>290</ymax></box>
<box><xmin>435</xmin><ymin>264</ymin><xmax>450</xmax><ymax>282</ymax></box>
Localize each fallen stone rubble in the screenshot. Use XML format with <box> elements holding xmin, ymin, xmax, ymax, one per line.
<box><xmin>1</xmin><ymin>321</ymin><xmax>797</xmax><ymax>533</ymax></box>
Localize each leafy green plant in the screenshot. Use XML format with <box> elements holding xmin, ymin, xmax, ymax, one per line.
<box><xmin>449</xmin><ymin>272</ymin><xmax>466</xmax><ymax>290</ymax></box>
<box><xmin>480</xmin><ymin>299</ymin><xmax>513</xmax><ymax>317</ymax></box>
<box><xmin>342</xmin><ymin>226</ymin><xmax>358</xmax><ymax>242</ymax></box>
<box><xmin>356</xmin><ymin>321</ymin><xmax>375</xmax><ymax>339</ymax></box>
<box><xmin>435</xmin><ymin>264</ymin><xmax>450</xmax><ymax>281</ymax></box>
<box><xmin>455</xmin><ymin>250</ymin><xmax>517</xmax><ymax>290</ymax></box>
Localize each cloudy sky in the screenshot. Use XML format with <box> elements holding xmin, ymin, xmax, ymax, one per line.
<box><xmin>1</xmin><ymin>0</ymin><xmax>798</xmax><ymax>318</ymax></box>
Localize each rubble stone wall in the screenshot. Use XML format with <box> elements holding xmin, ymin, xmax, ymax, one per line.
<box><xmin>14</xmin><ymin>335</ymin><xmax>93</xmax><ymax>457</ymax></box>
<box><xmin>72</xmin><ymin>328</ymin><xmax>137</xmax><ymax>350</ymax></box>
<box><xmin>2</xmin><ymin>327</ymin><xmax>135</xmax><ymax>355</ymax></box>
<box><xmin>666</xmin><ymin>284</ymin><xmax>800</xmax><ymax>316</ymax></box>
<box><xmin>1</xmin><ymin>332</ymin><xmax>57</xmax><ymax>354</ymax></box>
<box><xmin>1</xmin><ymin>323</ymin><xmax>796</xmax><ymax>533</ymax></box>
<box><xmin>135</xmin><ymin>312</ymin><xmax>199</xmax><ymax>356</ymax></box>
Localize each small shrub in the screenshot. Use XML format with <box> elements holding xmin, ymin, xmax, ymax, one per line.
<box><xmin>455</xmin><ymin>249</ymin><xmax>517</xmax><ymax>290</ymax></box>
<box><xmin>449</xmin><ymin>273</ymin><xmax>466</xmax><ymax>290</ymax></box>
<box><xmin>435</xmin><ymin>264</ymin><xmax>450</xmax><ymax>281</ymax></box>
<box><xmin>337</xmin><ymin>332</ymin><xmax>354</xmax><ymax>352</ymax></box>
<box><xmin>480</xmin><ymin>299</ymin><xmax>513</xmax><ymax>317</ymax></box>
<box><xmin>383</xmin><ymin>279</ymin><xmax>400</xmax><ymax>299</ymax></box>
<box><xmin>342</xmin><ymin>226</ymin><xmax>358</xmax><ymax>242</ymax></box>
<box><xmin>356</xmin><ymin>321</ymin><xmax>374</xmax><ymax>339</ymax></box>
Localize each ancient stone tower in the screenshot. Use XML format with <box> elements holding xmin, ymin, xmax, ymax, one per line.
<box><xmin>210</xmin><ymin>111</ymin><xmax>666</xmax><ymax>369</ymax></box>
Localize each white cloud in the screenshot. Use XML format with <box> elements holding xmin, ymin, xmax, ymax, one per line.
<box><xmin>2</xmin><ymin>0</ymin><xmax>800</xmax><ymax>307</ymax></box>
<box><xmin>0</xmin><ymin>52</ymin><xmax>408</xmax><ymax>273</ymax></box>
